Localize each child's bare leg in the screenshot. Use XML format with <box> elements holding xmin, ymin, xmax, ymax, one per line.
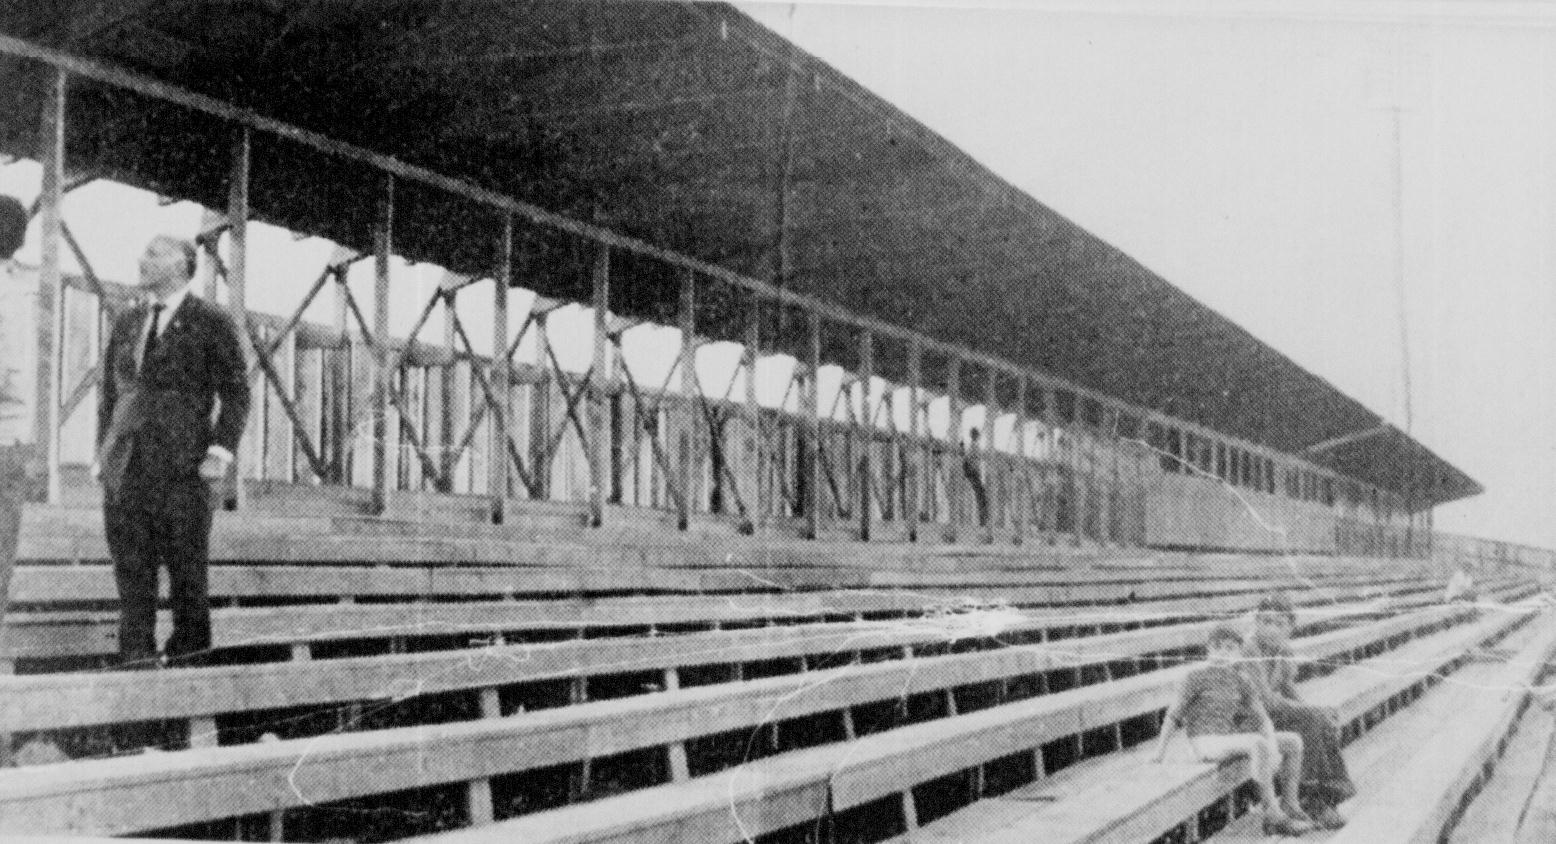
<box><xmin>1196</xmin><ymin>735</ymin><xmax>1285</xmax><ymax>817</ymax></box>
<box><xmin>1248</xmin><ymin>737</ymin><xmax>1282</xmax><ymax>813</ymax></box>
<box><xmin>1274</xmin><ymin>732</ymin><xmax>1306</xmax><ymax>815</ymax></box>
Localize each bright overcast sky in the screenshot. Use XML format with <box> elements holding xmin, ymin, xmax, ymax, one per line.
<box><xmin>737</xmin><ymin>0</ymin><xmax>1556</xmax><ymax>548</ymax></box>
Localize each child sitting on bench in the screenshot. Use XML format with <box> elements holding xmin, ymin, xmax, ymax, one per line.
<box><xmin>1153</xmin><ymin>623</ymin><xmax>1314</xmax><ymax>836</ymax></box>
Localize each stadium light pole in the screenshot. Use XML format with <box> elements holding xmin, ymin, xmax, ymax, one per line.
<box><xmin>1369</xmin><ymin>36</ymin><xmax>1423</xmax><ymax>557</ymax></box>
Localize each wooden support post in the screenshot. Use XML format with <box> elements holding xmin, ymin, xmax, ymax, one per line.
<box><xmin>438</xmin><ymin>289</ymin><xmax>458</xmax><ymax>492</ymax></box>
<box><xmin>744</xmin><ymin>296</ymin><xmax>763</xmax><ymax>532</ymax></box>
<box><xmin>906</xmin><ymin>341</ymin><xmax>923</xmax><ymax>542</ymax></box>
<box><xmin>946</xmin><ymin>357</ymin><xmax>963</xmax><ymax>543</ymax></box>
<box><xmin>805</xmin><ymin>312</ymin><xmax>822</xmax><ymax>539</ymax></box>
<box><xmin>531</xmin><ymin>315</ymin><xmax>552</xmax><ymax>500</ymax></box>
<box><xmin>858</xmin><ymin>331</ymin><xmax>874</xmax><ymax>542</ymax></box>
<box><xmin>226</xmin><ymin>127</ymin><xmax>251</xmax><ymax>507</ymax></box>
<box><xmin>370</xmin><ymin>176</ymin><xmax>393</xmax><ymax>514</ymax></box>
<box><xmin>677</xmin><ymin>270</ymin><xmax>696</xmax><ymax>529</ymax></box>
<box><xmin>467</xmin><ymin>778</ymin><xmax>494</xmax><ymax>826</ymax></box>
<box><xmin>188</xmin><ymin>716</ymin><xmax>218</xmax><ymax>749</ymax></box>
<box><xmin>268</xmin><ymin>809</ymin><xmax>284</xmax><ymax>842</ymax></box>
<box><xmin>35</xmin><ymin>68</ymin><xmax>65</xmax><ymax>504</ymax></box>
<box><xmin>1041</xmin><ymin>387</ymin><xmax>1069</xmax><ymax>545</ymax></box>
<box><xmin>489</xmin><ymin>217</ymin><xmax>512</xmax><ymax>517</ymax></box>
<box><xmin>1013</xmin><ymin>377</ymin><xmax>1029</xmax><ymax>545</ymax></box>
<box><xmin>589</xmin><ymin>244</ymin><xmax>611</xmax><ymax>528</ymax></box>
<box><xmin>663</xmin><ymin>668</ymin><xmax>692</xmax><ymax>781</ymax></box>
<box><xmin>983</xmin><ymin>366</ymin><xmax>998</xmax><ymax>544</ymax></box>
<box><xmin>478</xmin><ymin>687</ymin><xmax>502</xmax><ymax>719</ymax></box>
<box><xmin>901</xmin><ymin>789</ymin><xmax>920</xmax><ymax>830</ymax></box>
<box><xmin>289</xmin><ymin>642</ymin><xmax>312</xmax><ymax>662</ymax></box>
<box><xmin>841</xmin><ymin>707</ymin><xmax>858</xmax><ymax>740</ymax></box>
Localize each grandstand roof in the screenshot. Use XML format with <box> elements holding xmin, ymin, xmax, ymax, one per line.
<box><xmin>0</xmin><ymin>0</ymin><xmax>1480</xmax><ymax>507</ymax></box>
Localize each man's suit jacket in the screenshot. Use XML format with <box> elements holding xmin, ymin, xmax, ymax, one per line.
<box><xmin>96</xmin><ymin>295</ymin><xmax>250</xmax><ymax>499</ymax></box>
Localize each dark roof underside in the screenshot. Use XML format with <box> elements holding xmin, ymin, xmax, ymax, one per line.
<box><xmin>0</xmin><ymin>0</ymin><xmax>1480</xmax><ymax>507</ymax></box>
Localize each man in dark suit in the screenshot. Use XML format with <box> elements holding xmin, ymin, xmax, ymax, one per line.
<box><xmin>97</xmin><ymin>235</ymin><xmax>249</xmax><ymax>668</ymax></box>
<box><xmin>0</xmin><ymin>195</ymin><xmax>36</xmax><ymax>628</ymax></box>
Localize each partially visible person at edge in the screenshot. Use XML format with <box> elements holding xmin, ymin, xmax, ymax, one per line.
<box><xmin>1243</xmin><ymin>591</ymin><xmax>1355</xmax><ymax>829</ymax></box>
<box><xmin>0</xmin><ymin>194</ymin><xmax>37</xmax><ymax>627</ymax></box>
<box><xmin>96</xmin><ymin>234</ymin><xmax>249</xmax><ymax>670</ymax></box>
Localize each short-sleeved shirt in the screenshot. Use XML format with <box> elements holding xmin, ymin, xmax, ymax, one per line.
<box><xmin>1174</xmin><ymin>664</ymin><xmax>1258</xmax><ymax>737</ymax></box>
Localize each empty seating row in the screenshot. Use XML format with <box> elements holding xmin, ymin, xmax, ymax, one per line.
<box><xmin>0</xmin><ymin>583</ymin><xmax>1499</xmax><ymax>839</ymax></box>
<box><xmin>1</xmin><ymin>565</ymin><xmax>1461</xmax><ymax>668</ymax></box>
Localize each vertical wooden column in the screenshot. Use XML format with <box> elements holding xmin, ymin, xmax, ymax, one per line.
<box><xmin>805</xmin><ymin>311</ymin><xmax>822</xmax><ymax>539</ymax></box>
<box><xmin>677</xmin><ymin>270</ymin><xmax>696</xmax><ymax>529</ymax></box>
<box><xmin>531</xmin><ymin>314</ymin><xmax>552</xmax><ymax>501</ymax></box>
<box><xmin>906</xmin><ymin>341</ymin><xmax>923</xmax><ymax>542</ymax></box>
<box><xmin>489</xmin><ymin>216</ymin><xmax>512</xmax><ymax>520</ymax></box>
<box><xmin>945</xmin><ymin>358</ymin><xmax>963</xmax><ymax>543</ymax></box>
<box><xmin>227</xmin><ymin>127</ymin><xmax>251</xmax><ymax>508</ymax></box>
<box><xmin>983</xmin><ymin>367</ymin><xmax>998</xmax><ymax>544</ymax></box>
<box><xmin>857</xmin><ymin>331</ymin><xmax>873</xmax><ymax>542</ymax></box>
<box><xmin>437</xmin><ymin>288</ymin><xmax>457</xmax><ymax>492</ymax></box>
<box><xmin>1042</xmin><ymin>386</ymin><xmax>1062</xmax><ymax>544</ymax></box>
<box><xmin>1013</xmin><ymin>376</ymin><xmax>1029</xmax><ymax>545</ymax></box>
<box><xmin>370</xmin><ymin>176</ymin><xmax>393</xmax><ymax>514</ymax></box>
<box><xmin>34</xmin><ymin>68</ymin><xmax>65</xmax><ymax>504</ymax></box>
<box><xmin>589</xmin><ymin>244</ymin><xmax>611</xmax><ymax>528</ymax></box>
<box><xmin>744</xmin><ymin>296</ymin><xmax>763</xmax><ymax>532</ymax></box>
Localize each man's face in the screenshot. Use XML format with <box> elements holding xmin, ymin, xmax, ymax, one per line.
<box><xmin>1207</xmin><ymin>638</ymin><xmax>1241</xmax><ymax>665</ymax></box>
<box><xmin>1254</xmin><ymin>612</ymin><xmax>1294</xmax><ymax>647</ymax></box>
<box><xmin>138</xmin><ymin>237</ymin><xmax>190</xmax><ymax>298</ymax></box>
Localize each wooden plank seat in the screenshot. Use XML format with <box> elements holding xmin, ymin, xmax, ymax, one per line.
<box><xmin>18</xmin><ymin>503</ymin><xmax>1423</xmax><ymax>578</ymax></box>
<box><xmin>0</xmin><ymin>569</ymin><xmax>1468</xmax><ymax>665</ymax></box>
<box><xmin>891</xmin><ymin>601</ymin><xmax>1551</xmax><ymax>844</ymax></box>
<box><xmin>7</xmin><ymin>564</ymin><xmax>1435</xmax><ymax>606</ymax></box>
<box><xmin>1205</xmin><ymin>607</ymin><xmax>1556</xmax><ymax>844</ymax></box>
<box><xmin>382</xmin><ymin>602</ymin><xmax>1512</xmax><ymax>844</ymax></box>
<box><xmin>0</xmin><ymin>577</ymin><xmax>1482</xmax><ymax>747</ymax></box>
<box><xmin>0</xmin><ymin>592</ymin><xmax>1492</xmax><ymax>838</ymax></box>
<box><xmin>1319</xmin><ymin>615</ymin><xmax>1556</xmax><ymax>844</ymax></box>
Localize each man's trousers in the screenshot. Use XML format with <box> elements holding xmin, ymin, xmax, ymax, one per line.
<box><xmin>103</xmin><ymin>449</ymin><xmax>212</xmax><ymax>667</ymax></box>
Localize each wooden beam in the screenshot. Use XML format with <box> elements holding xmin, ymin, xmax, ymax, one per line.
<box><xmin>589</xmin><ymin>244</ymin><xmax>611</xmax><ymax>528</ymax></box>
<box><xmin>805</xmin><ymin>312</ymin><xmax>822</xmax><ymax>540</ymax></box>
<box><xmin>370</xmin><ymin>176</ymin><xmax>393</xmax><ymax>514</ymax></box>
<box><xmin>489</xmin><ymin>216</ymin><xmax>512</xmax><ymax>518</ymax></box>
<box><xmin>34</xmin><ymin>67</ymin><xmax>65</xmax><ymax>504</ymax></box>
<box><xmin>744</xmin><ymin>297</ymin><xmax>764</xmax><ymax>532</ymax></box>
<box><xmin>858</xmin><ymin>331</ymin><xmax>873</xmax><ymax>542</ymax></box>
<box><xmin>677</xmin><ymin>270</ymin><xmax>696</xmax><ymax>530</ymax></box>
<box><xmin>906</xmin><ymin>341</ymin><xmax>923</xmax><ymax>542</ymax></box>
<box><xmin>226</xmin><ymin>127</ymin><xmax>251</xmax><ymax>507</ymax></box>
<box><xmin>946</xmin><ymin>357</ymin><xmax>963</xmax><ymax>543</ymax></box>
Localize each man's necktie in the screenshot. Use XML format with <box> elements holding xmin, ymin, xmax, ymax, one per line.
<box><xmin>141</xmin><ymin>303</ymin><xmax>165</xmax><ymax>369</ymax></box>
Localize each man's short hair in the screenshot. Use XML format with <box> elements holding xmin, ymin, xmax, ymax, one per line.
<box><xmin>0</xmin><ymin>195</ymin><xmax>27</xmax><ymax>261</ymax></box>
<box><xmin>1206</xmin><ymin>623</ymin><xmax>1243</xmax><ymax>649</ymax></box>
<box><xmin>153</xmin><ymin>235</ymin><xmax>199</xmax><ymax>279</ymax></box>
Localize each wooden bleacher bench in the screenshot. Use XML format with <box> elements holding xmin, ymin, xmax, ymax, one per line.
<box><xmin>1316</xmin><ymin>616</ymin><xmax>1555</xmax><ymax>844</ymax></box>
<box><xmin>891</xmin><ymin>600</ymin><xmax>1550</xmax><ymax>844</ymax></box>
<box><xmin>379</xmin><ymin>602</ymin><xmax>1497</xmax><ymax>843</ymax></box>
<box><xmin>0</xmin><ymin>588</ymin><xmax>1492</xmax><ymax>838</ymax></box>
<box><xmin>0</xmin><ymin>565</ymin><xmax>1466</xmax><ymax>666</ymax></box>
<box><xmin>0</xmin><ymin>576</ymin><xmax>1498</xmax><ymax>747</ymax></box>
